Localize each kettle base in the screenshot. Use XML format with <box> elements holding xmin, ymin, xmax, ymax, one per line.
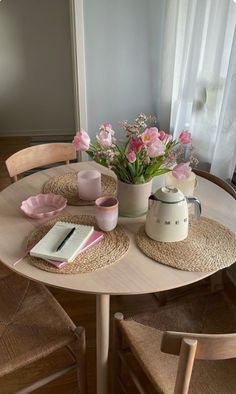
<box><xmin>145</xmin><ymin>226</ymin><xmax>188</xmax><ymax>243</ymax></box>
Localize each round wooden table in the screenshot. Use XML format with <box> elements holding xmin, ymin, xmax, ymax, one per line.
<box><xmin>0</xmin><ymin>162</ymin><xmax>235</xmax><ymax>394</ymax></box>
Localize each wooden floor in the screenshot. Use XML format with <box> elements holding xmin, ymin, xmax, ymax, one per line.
<box><xmin>0</xmin><ymin>137</ymin><xmax>235</xmax><ymax>394</ymax></box>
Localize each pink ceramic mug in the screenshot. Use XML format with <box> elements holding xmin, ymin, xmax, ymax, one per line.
<box><xmin>95</xmin><ymin>196</ymin><xmax>119</xmax><ymax>231</ymax></box>
<box><xmin>77</xmin><ymin>170</ymin><xmax>101</xmax><ymax>201</ymax></box>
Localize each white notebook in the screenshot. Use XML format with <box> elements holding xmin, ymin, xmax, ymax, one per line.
<box><xmin>30</xmin><ymin>222</ymin><xmax>94</xmax><ymax>262</ymax></box>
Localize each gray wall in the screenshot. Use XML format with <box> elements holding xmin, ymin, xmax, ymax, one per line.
<box><xmin>84</xmin><ymin>0</ymin><xmax>163</xmax><ymax>139</ymax></box>
<box><xmin>0</xmin><ymin>0</ymin><xmax>75</xmax><ymax>136</ymax></box>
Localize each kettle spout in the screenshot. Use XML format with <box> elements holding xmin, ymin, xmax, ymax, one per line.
<box><xmin>186</xmin><ymin>196</ymin><xmax>201</xmax><ymax>219</ymax></box>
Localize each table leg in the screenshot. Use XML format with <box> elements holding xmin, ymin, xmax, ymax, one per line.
<box><xmin>96</xmin><ymin>294</ymin><xmax>110</xmax><ymax>394</ymax></box>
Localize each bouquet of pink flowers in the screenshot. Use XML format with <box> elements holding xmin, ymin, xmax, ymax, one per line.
<box><xmin>73</xmin><ymin>113</ymin><xmax>194</xmax><ymax>184</ymax></box>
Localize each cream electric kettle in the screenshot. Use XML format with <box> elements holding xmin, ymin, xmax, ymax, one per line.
<box><xmin>145</xmin><ymin>186</ymin><xmax>201</xmax><ymax>242</ymax></box>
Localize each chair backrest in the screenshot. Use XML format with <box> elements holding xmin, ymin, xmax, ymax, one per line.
<box><xmin>161</xmin><ymin>330</ymin><xmax>236</xmax><ymax>394</ymax></box>
<box><xmin>5</xmin><ymin>143</ymin><xmax>77</xmax><ymax>182</ymax></box>
<box><xmin>194</xmin><ymin>168</ymin><xmax>236</xmax><ymax>199</ymax></box>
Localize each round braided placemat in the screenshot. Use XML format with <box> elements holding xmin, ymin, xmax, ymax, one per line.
<box><xmin>43</xmin><ymin>172</ymin><xmax>117</xmax><ymax>206</ymax></box>
<box><xmin>136</xmin><ymin>216</ymin><xmax>236</xmax><ymax>272</ymax></box>
<box><xmin>27</xmin><ymin>215</ymin><xmax>130</xmax><ymax>274</ymax></box>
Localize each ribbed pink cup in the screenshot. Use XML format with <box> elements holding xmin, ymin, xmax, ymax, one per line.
<box><xmin>95</xmin><ymin>196</ymin><xmax>119</xmax><ymax>231</ymax></box>
<box><xmin>77</xmin><ymin>170</ymin><xmax>101</xmax><ymax>201</ymax></box>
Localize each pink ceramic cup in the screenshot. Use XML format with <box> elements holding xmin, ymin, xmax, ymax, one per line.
<box><xmin>95</xmin><ymin>196</ymin><xmax>119</xmax><ymax>231</ymax></box>
<box><xmin>77</xmin><ymin>170</ymin><xmax>101</xmax><ymax>201</ymax></box>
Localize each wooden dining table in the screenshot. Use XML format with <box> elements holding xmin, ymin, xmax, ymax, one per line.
<box><xmin>0</xmin><ymin>161</ymin><xmax>235</xmax><ymax>394</ymax></box>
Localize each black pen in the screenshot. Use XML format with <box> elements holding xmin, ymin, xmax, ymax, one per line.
<box><xmin>56</xmin><ymin>227</ymin><xmax>76</xmax><ymax>251</ymax></box>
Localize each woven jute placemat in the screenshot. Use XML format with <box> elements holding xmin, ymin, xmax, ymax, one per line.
<box><xmin>136</xmin><ymin>216</ymin><xmax>236</xmax><ymax>272</ymax></box>
<box><xmin>27</xmin><ymin>215</ymin><xmax>130</xmax><ymax>274</ymax></box>
<box><xmin>43</xmin><ymin>172</ymin><xmax>117</xmax><ymax>206</ymax></box>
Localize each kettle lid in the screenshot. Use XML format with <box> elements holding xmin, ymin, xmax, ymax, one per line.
<box><xmin>153</xmin><ymin>186</ymin><xmax>185</xmax><ymax>203</ymax></box>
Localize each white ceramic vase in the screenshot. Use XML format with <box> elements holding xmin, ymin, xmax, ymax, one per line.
<box><xmin>117</xmin><ymin>179</ymin><xmax>153</xmax><ymax>217</ymax></box>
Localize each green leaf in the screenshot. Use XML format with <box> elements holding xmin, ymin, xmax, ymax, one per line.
<box><xmin>134</xmin><ymin>175</ymin><xmax>145</xmax><ymax>183</ymax></box>
<box><xmin>152</xmin><ymin>168</ymin><xmax>170</xmax><ymax>176</ymax></box>
<box><xmin>127</xmin><ymin>162</ymin><xmax>135</xmax><ymax>177</ymax></box>
<box><xmin>124</xmin><ymin>139</ymin><xmax>130</xmax><ymax>155</ymax></box>
<box><xmin>145</xmin><ymin>163</ymin><xmax>160</xmax><ymax>176</ymax></box>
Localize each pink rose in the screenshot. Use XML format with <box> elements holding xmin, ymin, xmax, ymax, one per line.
<box><xmin>97</xmin><ymin>129</ymin><xmax>113</xmax><ymax>147</ymax></box>
<box><xmin>141</xmin><ymin>127</ymin><xmax>159</xmax><ymax>145</ymax></box>
<box><xmin>172</xmin><ymin>162</ymin><xmax>192</xmax><ymax>179</ymax></box>
<box><xmin>73</xmin><ymin>129</ymin><xmax>90</xmax><ymax>151</ymax></box>
<box><xmin>126</xmin><ymin>150</ymin><xmax>136</xmax><ymax>163</ymax></box>
<box><xmin>129</xmin><ymin>137</ymin><xmax>143</xmax><ymax>153</ymax></box>
<box><xmin>159</xmin><ymin>130</ymin><xmax>172</xmax><ymax>143</ymax></box>
<box><xmin>178</xmin><ymin>130</ymin><xmax>192</xmax><ymax>144</ymax></box>
<box><xmin>147</xmin><ymin>140</ymin><xmax>165</xmax><ymax>158</ymax></box>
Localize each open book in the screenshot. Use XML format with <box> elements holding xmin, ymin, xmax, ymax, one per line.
<box><xmin>30</xmin><ymin>222</ymin><xmax>94</xmax><ymax>262</ymax></box>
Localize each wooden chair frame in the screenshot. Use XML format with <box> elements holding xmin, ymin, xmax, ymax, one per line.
<box><xmin>5</xmin><ymin>143</ymin><xmax>77</xmax><ymax>182</ymax></box>
<box><xmin>113</xmin><ymin>312</ymin><xmax>236</xmax><ymax>394</ymax></box>
<box><xmin>3</xmin><ymin>143</ymin><xmax>87</xmax><ymax>392</ymax></box>
<box><xmin>193</xmin><ymin>169</ymin><xmax>236</xmax><ymax>293</ymax></box>
<box><xmin>193</xmin><ymin>169</ymin><xmax>236</xmax><ymax>199</ymax></box>
<box><xmin>15</xmin><ymin>326</ymin><xmax>87</xmax><ymax>394</ymax></box>
<box><xmin>0</xmin><ymin>271</ymin><xmax>87</xmax><ymax>393</ymax></box>
<box><xmin>162</xmin><ymin>330</ymin><xmax>236</xmax><ymax>394</ymax></box>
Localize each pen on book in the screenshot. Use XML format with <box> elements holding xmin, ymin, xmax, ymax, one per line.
<box><xmin>56</xmin><ymin>227</ymin><xmax>76</xmax><ymax>251</ymax></box>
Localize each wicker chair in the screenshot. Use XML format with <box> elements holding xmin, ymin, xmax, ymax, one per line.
<box><xmin>0</xmin><ymin>270</ymin><xmax>87</xmax><ymax>393</ymax></box>
<box><xmin>5</xmin><ymin>143</ymin><xmax>76</xmax><ymax>182</ymax></box>
<box><xmin>1</xmin><ymin>143</ymin><xmax>87</xmax><ymax>392</ymax></box>
<box><xmin>113</xmin><ymin>291</ymin><xmax>236</xmax><ymax>394</ymax></box>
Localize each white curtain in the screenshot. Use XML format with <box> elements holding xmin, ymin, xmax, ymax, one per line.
<box><xmin>158</xmin><ymin>0</ymin><xmax>236</xmax><ymax>181</ymax></box>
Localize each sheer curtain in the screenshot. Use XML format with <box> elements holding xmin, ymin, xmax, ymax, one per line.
<box><xmin>158</xmin><ymin>0</ymin><xmax>236</xmax><ymax>181</ymax></box>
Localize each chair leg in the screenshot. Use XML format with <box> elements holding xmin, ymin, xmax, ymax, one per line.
<box><xmin>210</xmin><ymin>271</ymin><xmax>223</xmax><ymax>293</ymax></box>
<box><xmin>112</xmin><ymin>312</ymin><xmax>124</xmax><ymax>394</ymax></box>
<box><xmin>174</xmin><ymin>338</ymin><xmax>197</xmax><ymax>394</ymax></box>
<box><xmin>74</xmin><ymin>326</ymin><xmax>87</xmax><ymax>394</ymax></box>
<box><xmin>153</xmin><ymin>292</ymin><xmax>167</xmax><ymax>306</ymax></box>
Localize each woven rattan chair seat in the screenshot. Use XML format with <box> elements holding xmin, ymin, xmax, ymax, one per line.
<box><xmin>0</xmin><ymin>273</ymin><xmax>76</xmax><ymax>377</ymax></box>
<box><xmin>120</xmin><ymin>293</ymin><xmax>236</xmax><ymax>394</ymax></box>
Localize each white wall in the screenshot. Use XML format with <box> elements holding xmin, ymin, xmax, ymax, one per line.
<box><xmin>0</xmin><ymin>0</ymin><xmax>75</xmax><ymax>136</ymax></box>
<box><xmin>149</xmin><ymin>0</ymin><xmax>169</xmax><ymax>130</ymax></box>
<box><xmin>83</xmin><ymin>0</ymin><xmax>163</xmax><ymax>139</ymax></box>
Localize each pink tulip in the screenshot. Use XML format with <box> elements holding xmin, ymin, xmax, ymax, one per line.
<box><xmin>73</xmin><ymin>129</ymin><xmax>90</xmax><ymax>151</ymax></box>
<box><xmin>159</xmin><ymin>130</ymin><xmax>172</xmax><ymax>143</ymax></box>
<box><xmin>126</xmin><ymin>150</ymin><xmax>136</xmax><ymax>163</ymax></box>
<box><xmin>103</xmin><ymin>123</ymin><xmax>113</xmax><ymax>130</ymax></box>
<box><xmin>172</xmin><ymin>162</ymin><xmax>192</xmax><ymax>179</ymax></box>
<box><xmin>100</xmin><ymin>123</ymin><xmax>115</xmax><ymax>136</ymax></box>
<box><xmin>97</xmin><ymin>129</ymin><xmax>113</xmax><ymax>147</ymax></box>
<box><xmin>147</xmin><ymin>140</ymin><xmax>165</xmax><ymax>158</ymax></box>
<box><xmin>178</xmin><ymin>130</ymin><xmax>192</xmax><ymax>144</ymax></box>
<box><xmin>129</xmin><ymin>137</ymin><xmax>143</xmax><ymax>153</ymax></box>
<box><xmin>141</xmin><ymin>127</ymin><xmax>159</xmax><ymax>146</ymax></box>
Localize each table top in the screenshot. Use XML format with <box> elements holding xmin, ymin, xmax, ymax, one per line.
<box><xmin>0</xmin><ymin>162</ymin><xmax>235</xmax><ymax>295</ymax></box>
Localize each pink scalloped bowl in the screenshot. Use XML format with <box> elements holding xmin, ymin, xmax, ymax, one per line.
<box><xmin>20</xmin><ymin>193</ymin><xmax>67</xmax><ymax>219</ymax></box>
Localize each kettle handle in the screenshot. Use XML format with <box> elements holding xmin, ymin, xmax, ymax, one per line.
<box><xmin>186</xmin><ymin>196</ymin><xmax>201</xmax><ymax>219</ymax></box>
<box><xmin>148</xmin><ymin>194</ymin><xmax>156</xmax><ymax>209</ymax></box>
<box><xmin>149</xmin><ymin>194</ymin><xmax>158</xmax><ymax>201</ymax></box>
